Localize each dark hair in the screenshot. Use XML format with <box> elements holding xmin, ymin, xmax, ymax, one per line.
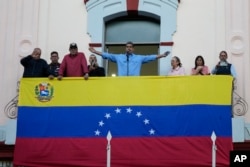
<box><xmin>126</xmin><ymin>41</ymin><xmax>134</xmax><ymax>47</ymax></box>
<box><xmin>194</xmin><ymin>55</ymin><xmax>205</xmax><ymax>69</ymax></box>
<box><xmin>173</xmin><ymin>56</ymin><xmax>182</xmax><ymax>67</ymax></box>
<box><xmin>50</xmin><ymin>51</ymin><xmax>58</xmax><ymax>56</ymax></box>
<box><xmin>219</xmin><ymin>50</ymin><xmax>227</xmax><ymax>57</ymax></box>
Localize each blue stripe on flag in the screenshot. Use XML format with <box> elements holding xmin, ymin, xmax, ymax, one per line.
<box><xmin>17</xmin><ymin>105</ymin><xmax>232</xmax><ymax>137</ymax></box>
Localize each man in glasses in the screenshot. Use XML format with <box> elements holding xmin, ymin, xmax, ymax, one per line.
<box><xmin>212</xmin><ymin>50</ymin><xmax>237</xmax><ymax>78</ymax></box>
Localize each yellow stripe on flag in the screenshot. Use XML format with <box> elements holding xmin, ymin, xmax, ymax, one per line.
<box><xmin>18</xmin><ymin>76</ymin><xmax>233</xmax><ymax>106</ymax></box>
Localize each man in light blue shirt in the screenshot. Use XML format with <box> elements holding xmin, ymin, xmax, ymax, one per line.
<box><xmin>89</xmin><ymin>41</ymin><xmax>169</xmax><ymax>76</ymax></box>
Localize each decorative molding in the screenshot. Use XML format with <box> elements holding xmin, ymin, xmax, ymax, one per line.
<box><xmin>230</xmin><ymin>32</ymin><xmax>245</xmax><ymax>55</ymax></box>
<box><xmin>225</xmin><ymin>0</ymin><xmax>250</xmax><ymax>121</ymax></box>
<box><xmin>89</xmin><ymin>43</ymin><xmax>102</xmax><ymax>47</ymax></box>
<box><xmin>225</xmin><ymin>0</ymin><xmax>246</xmax><ymax>56</ymax></box>
<box><xmin>233</xmin><ymin>80</ymin><xmax>248</xmax><ymax>116</ymax></box>
<box><xmin>142</xmin><ymin>0</ymin><xmax>178</xmax><ymax>10</ymax></box>
<box><xmin>16</xmin><ymin>0</ymin><xmax>39</xmax><ymax>57</ymax></box>
<box><xmin>160</xmin><ymin>42</ymin><xmax>174</xmax><ymax>46</ymax></box>
<box><xmin>233</xmin><ymin>91</ymin><xmax>248</xmax><ymax>116</ymax></box>
<box><xmin>127</xmin><ymin>0</ymin><xmax>139</xmax><ymax>15</ymax></box>
<box><xmin>4</xmin><ymin>95</ymin><xmax>18</xmax><ymax>119</ymax></box>
<box><xmin>127</xmin><ymin>0</ymin><xmax>139</xmax><ymax>11</ymax></box>
<box><xmin>4</xmin><ymin>82</ymin><xmax>19</xmax><ymax>119</ymax></box>
<box><xmin>84</xmin><ymin>0</ymin><xmax>181</xmax><ymax>5</ymax></box>
<box><xmin>19</xmin><ymin>37</ymin><xmax>33</xmax><ymax>57</ymax></box>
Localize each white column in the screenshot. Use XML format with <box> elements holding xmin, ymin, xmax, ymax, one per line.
<box><xmin>225</xmin><ymin>0</ymin><xmax>250</xmax><ymax>122</ymax></box>
<box><xmin>0</xmin><ymin>0</ymin><xmax>40</xmax><ymax>125</ymax></box>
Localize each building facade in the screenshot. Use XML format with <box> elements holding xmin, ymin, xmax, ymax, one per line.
<box><xmin>0</xmin><ymin>0</ymin><xmax>250</xmax><ymax>157</ymax></box>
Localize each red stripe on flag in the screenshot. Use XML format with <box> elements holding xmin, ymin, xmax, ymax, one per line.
<box><xmin>14</xmin><ymin>137</ymin><xmax>232</xmax><ymax>167</ymax></box>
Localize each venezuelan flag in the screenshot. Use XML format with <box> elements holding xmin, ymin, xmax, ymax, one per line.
<box><xmin>14</xmin><ymin>76</ymin><xmax>233</xmax><ymax>167</ymax></box>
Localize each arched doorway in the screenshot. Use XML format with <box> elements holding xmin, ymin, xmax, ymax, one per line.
<box><xmin>105</xmin><ymin>16</ymin><xmax>160</xmax><ymax>76</ymax></box>
<box><xmin>86</xmin><ymin>0</ymin><xmax>179</xmax><ymax>75</ymax></box>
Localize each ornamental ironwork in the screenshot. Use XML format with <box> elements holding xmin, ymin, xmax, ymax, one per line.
<box><xmin>4</xmin><ymin>81</ymin><xmax>19</xmax><ymax>119</ymax></box>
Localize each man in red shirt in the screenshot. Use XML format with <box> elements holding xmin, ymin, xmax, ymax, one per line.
<box><xmin>58</xmin><ymin>43</ymin><xmax>89</xmax><ymax>80</ymax></box>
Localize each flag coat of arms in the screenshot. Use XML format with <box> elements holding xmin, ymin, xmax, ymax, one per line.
<box><xmin>14</xmin><ymin>76</ymin><xmax>233</xmax><ymax>167</ymax></box>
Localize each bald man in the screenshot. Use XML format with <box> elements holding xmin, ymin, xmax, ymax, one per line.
<box><xmin>20</xmin><ymin>48</ymin><xmax>51</xmax><ymax>77</ymax></box>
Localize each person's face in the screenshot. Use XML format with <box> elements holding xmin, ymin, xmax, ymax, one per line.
<box><xmin>50</xmin><ymin>53</ymin><xmax>59</xmax><ymax>63</ymax></box>
<box><xmin>69</xmin><ymin>48</ymin><xmax>78</xmax><ymax>55</ymax></box>
<box><xmin>89</xmin><ymin>56</ymin><xmax>97</xmax><ymax>64</ymax></box>
<box><xmin>196</xmin><ymin>57</ymin><xmax>203</xmax><ymax>66</ymax></box>
<box><xmin>125</xmin><ymin>44</ymin><xmax>134</xmax><ymax>54</ymax></box>
<box><xmin>219</xmin><ymin>52</ymin><xmax>227</xmax><ymax>62</ymax></box>
<box><xmin>32</xmin><ymin>49</ymin><xmax>41</xmax><ymax>60</ymax></box>
<box><xmin>171</xmin><ymin>57</ymin><xmax>179</xmax><ymax>68</ymax></box>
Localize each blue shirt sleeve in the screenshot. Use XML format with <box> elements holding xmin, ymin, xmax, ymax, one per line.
<box><xmin>102</xmin><ymin>52</ymin><xmax>120</xmax><ymax>62</ymax></box>
<box><xmin>230</xmin><ymin>64</ymin><xmax>237</xmax><ymax>78</ymax></box>
<box><xmin>137</xmin><ymin>54</ymin><xmax>157</xmax><ymax>64</ymax></box>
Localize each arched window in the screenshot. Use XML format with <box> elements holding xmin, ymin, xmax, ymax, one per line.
<box><xmin>86</xmin><ymin>0</ymin><xmax>178</xmax><ymax>75</ymax></box>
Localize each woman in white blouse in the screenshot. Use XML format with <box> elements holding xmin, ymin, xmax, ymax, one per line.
<box><xmin>168</xmin><ymin>56</ymin><xmax>185</xmax><ymax>76</ymax></box>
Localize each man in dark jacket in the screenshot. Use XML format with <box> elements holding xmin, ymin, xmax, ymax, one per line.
<box><xmin>48</xmin><ymin>51</ymin><xmax>60</xmax><ymax>77</ymax></box>
<box><xmin>20</xmin><ymin>48</ymin><xmax>51</xmax><ymax>77</ymax></box>
<box><xmin>88</xmin><ymin>54</ymin><xmax>105</xmax><ymax>77</ymax></box>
